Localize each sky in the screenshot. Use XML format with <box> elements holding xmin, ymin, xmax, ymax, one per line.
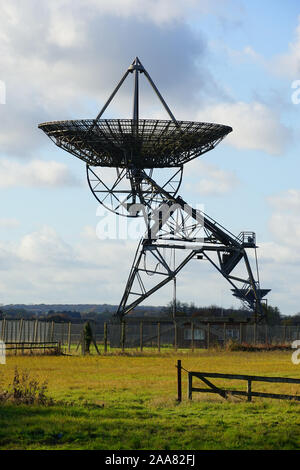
<box><xmin>1</xmin><ymin>0</ymin><xmax>300</xmax><ymax>314</ymax></box>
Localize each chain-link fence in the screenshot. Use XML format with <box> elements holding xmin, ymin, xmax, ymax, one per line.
<box><xmin>109</xmin><ymin>321</ymin><xmax>300</xmax><ymax>349</ymax></box>
<box><xmin>1</xmin><ymin>319</ymin><xmax>299</xmax><ymax>352</ymax></box>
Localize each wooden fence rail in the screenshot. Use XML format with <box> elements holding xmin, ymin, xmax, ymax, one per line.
<box><xmin>4</xmin><ymin>341</ymin><xmax>61</xmax><ymax>354</ymax></box>
<box><xmin>176</xmin><ymin>361</ymin><xmax>300</xmax><ymax>403</ymax></box>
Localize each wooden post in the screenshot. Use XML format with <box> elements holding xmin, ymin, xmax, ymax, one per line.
<box><xmin>43</xmin><ymin>324</ymin><xmax>46</xmax><ymax>352</ymax></box>
<box><xmin>207</xmin><ymin>323</ymin><xmax>210</xmax><ymax>350</ymax></box>
<box><xmin>121</xmin><ymin>322</ymin><xmax>125</xmax><ymax>352</ymax></box>
<box><xmin>51</xmin><ymin>321</ymin><xmax>54</xmax><ymax>342</ymax></box>
<box><xmin>19</xmin><ymin>318</ymin><xmax>24</xmax><ymax>355</ymax></box>
<box><xmin>188</xmin><ymin>372</ymin><xmax>193</xmax><ymax>400</ymax></box>
<box><xmin>177</xmin><ymin>360</ymin><xmax>182</xmax><ymax>402</ymax></box>
<box><xmin>61</xmin><ymin>323</ymin><xmax>64</xmax><ymax>346</ymax></box>
<box><xmin>157</xmin><ymin>322</ymin><xmax>161</xmax><ymax>353</ymax></box>
<box><xmin>68</xmin><ymin>322</ymin><xmax>71</xmax><ymax>352</ymax></box>
<box><xmin>247</xmin><ymin>379</ymin><xmax>252</xmax><ymax>402</ymax></box>
<box><xmin>191</xmin><ymin>322</ymin><xmax>194</xmax><ymax>352</ymax></box>
<box><xmin>34</xmin><ymin>320</ymin><xmax>38</xmax><ymax>342</ymax></box>
<box><xmin>104</xmin><ymin>322</ymin><xmax>108</xmax><ymax>353</ymax></box>
<box><xmin>91</xmin><ymin>332</ymin><xmax>101</xmax><ymax>355</ymax></box>
<box><xmin>81</xmin><ymin>331</ymin><xmax>86</xmax><ymax>355</ymax></box>
<box><xmin>2</xmin><ymin>319</ymin><xmax>5</xmax><ymax>342</ymax></box>
<box><xmin>140</xmin><ymin>321</ymin><xmax>143</xmax><ymax>352</ymax></box>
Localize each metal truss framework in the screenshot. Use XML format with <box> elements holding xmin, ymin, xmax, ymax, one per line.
<box><xmin>116</xmin><ymin>171</ymin><xmax>270</xmax><ymax>323</ymax></box>
<box><xmin>38</xmin><ymin>57</ymin><xmax>270</xmax><ymax>323</ymax></box>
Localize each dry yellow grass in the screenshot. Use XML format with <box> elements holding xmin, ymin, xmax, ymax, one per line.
<box><xmin>1</xmin><ymin>349</ymin><xmax>300</xmax><ymax>403</ymax></box>
<box><xmin>1</xmin><ymin>349</ymin><xmax>300</xmax><ymax>449</ymax></box>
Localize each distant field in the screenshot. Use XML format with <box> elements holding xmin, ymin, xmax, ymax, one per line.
<box><xmin>1</xmin><ymin>349</ymin><xmax>300</xmax><ymax>450</ymax></box>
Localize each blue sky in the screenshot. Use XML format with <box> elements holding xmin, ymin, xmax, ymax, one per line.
<box><xmin>1</xmin><ymin>0</ymin><xmax>300</xmax><ymax>314</ymax></box>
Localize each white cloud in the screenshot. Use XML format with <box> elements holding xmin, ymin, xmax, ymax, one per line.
<box><xmin>270</xmin><ymin>15</ymin><xmax>300</xmax><ymax>78</ymax></box>
<box><xmin>0</xmin><ymin>159</ymin><xmax>80</xmax><ymax>188</ymax></box>
<box><xmin>268</xmin><ymin>189</ymin><xmax>300</xmax><ymax>212</ymax></box>
<box><xmin>85</xmin><ymin>0</ymin><xmax>227</xmax><ymax>25</ymax></box>
<box><xmin>184</xmin><ymin>160</ymin><xmax>238</xmax><ymax>195</ymax></box>
<box><xmin>18</xmin><ymin>226</ymin><xmax>74</xmax><ymax>265</ymax></box>
<box><xmin>0</xmin><ymin>0</ymin><xmax>228</xmax><ymax>157</ymax></box>
<box><xmin>0</xmin><ymin>218</ymin><xmax>19</xmax><ymax>229</ymax></box>
<box><xmin>200</xmin><ymin>101</ymin><xmax>291</xmax><ymax>155</ymax></box>
<box><xmin>268</xmin><ymin>212</ymin><xmax>300</xmax><ymax>249</ymax></box>
<box><xmin>255</xmin><ymin>188</ymin><xmax>300</xmax><ymax>313</ymax></box>
<box><xmin>0</xmin><ymin>224</ymin><xmax>242</xmax><ymax>307</ymax></box>
<box><xmin>266</xmin><ymin>189</ymin><xmax>300</xmax><ymax>250</ymax></box>
<box><xmin>0</xmin><ymin>225</ymin><xmax>138</xmax><ymax>303</ymax></box>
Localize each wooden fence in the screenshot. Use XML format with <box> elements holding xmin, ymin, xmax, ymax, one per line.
<box><xmin>176</xmin><ymin>361</ymin><xmax>300</xmax><ymax>403</ymax></box>
<box><xmin>4</xmin><ymin>341</ymin><xmax>61</xmax><ymax>354</ymax></box>
<box><xmin>2</xmin><ymin>319</ymin><xmax>300</xmax><ymax>352</ymax></box>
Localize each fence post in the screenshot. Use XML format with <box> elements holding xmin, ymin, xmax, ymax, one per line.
<box><xmin>81</xmin><ymin>330</ymin><xmax>86</xmax><ymax>356</ymax></box>
<box><xmin>18</xmin><ymin>319</ymin><xmax>24</xmax><ymax>343</ymax></box>
<box><xmin>8</xmin><ymin>320</ymin><xmax>14</xmax><ymax>342</ymax></box>
<box><xmin>1</xmin><ymin>319</ymin><xmax>5</xmax><ymax>341</ymax></box>
<box><xmin>191</xmin><ymin>322</ymin><xmax>194</xmax><ymax>352</ymax></box>
<box><xmin>51</xmin><ymin>321</ymin><xmax>54</xmax><ymax>342</ymax></box>
<box><xmin>121</xmin><ymin>322</ymin><xmax>125</xmax><ymax>352</ymax></box>
<box><xmin>104</xmin><ymin>322</ymin><xmax>108</xmax><ymax>353</ymax></box>
<box><xmin>140</xmin><ymin>321</ymin><xmax>143</xmax><ymax>352</ymax></box>
<box><xmin>188</xmin><ymin>372</ymin><xmax>193</xmax><ymax>400</ymax></box>
<box><xmin>247</xmin><ymin>379</ymin><xmax>252</xmax><ymax>402</ymax></box>
<box><xmin>157</xmin><ymin>322</ymin><xmax>160</xmax><ymax>353</ymax></box>
<box><xmin>207</xmin><ymin>323</ymin><xmax>210</xmax><ymax>349</ymax></box>
<box><xmin>61</xmin><ymin>323</ymin><xmax>65</xmax><ymax>346</ymax></box>
<box><xmin>34</xmin><ymin>320</ymin><xmax>38</xmax><ymax>342</ymax></box>
<box><xmin>68</xmin><ymin>322</ymin><xmax>71</xmax><ymax>352</ymax></box>
<box><xmin>177</xmin><ymin>360</ymin><xmax>182</xmax><ymax>402</ymax></box>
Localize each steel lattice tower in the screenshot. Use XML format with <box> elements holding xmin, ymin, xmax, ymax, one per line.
<box><xmin>39</xmin><ymin>57</ymin><xmax>270</xmax><ymax>322</ymax></box>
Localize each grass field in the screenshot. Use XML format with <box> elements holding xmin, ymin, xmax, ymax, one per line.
<box><xmin>1</xmin><ymin>349</ymin><xmax>300</xmax><ymax>450</ymax></box>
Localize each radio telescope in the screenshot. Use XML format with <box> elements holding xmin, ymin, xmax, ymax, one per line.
<box><xmin>39</xmin><ymin>57</ymin><xmax>270</xmax><ymax>322</ymax></box>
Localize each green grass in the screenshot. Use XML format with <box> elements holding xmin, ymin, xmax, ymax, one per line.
<box><xmin>1</xmin><ymin>349</ymin><xmax>300</xmax><ymax>450</ymax></box>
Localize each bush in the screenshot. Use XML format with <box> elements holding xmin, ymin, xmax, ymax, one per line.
<box><xmin>0</xmin><ymin>367</ymin><xmax>54</xmax><ymax>406</ymax></box>
<box><xmin>225</xmin><ymin>339</ymin><xmax>291</xmax><ymax>352</ymax></box>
